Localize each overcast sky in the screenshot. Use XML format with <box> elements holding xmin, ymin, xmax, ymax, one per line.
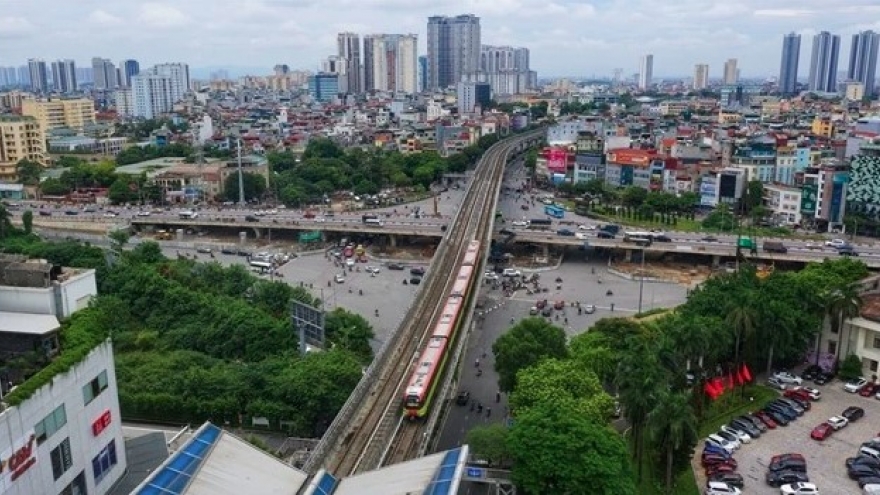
<box><xmin>2</xmin><ymin>0</ymin><xmax>880</xmax><ymax>78</ymax></box>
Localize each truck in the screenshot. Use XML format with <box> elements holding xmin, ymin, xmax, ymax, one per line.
<box><xmin>362</xmin><ymin>214</ymin><xmax>378</xmax><ymax>224</ymax></box>
<box><xmin>528</xmin><ymin>218</ymin><xmax>553</xmax><ymax>230</ymax></box>
<box><xmin>763</xmin><ymin>241</ymin><xmax>788</xmax><ymax>254</ymax></box>
<box><xmin>737</xmin><ymin>236</ymin><xmax>758</xmax><ymax>254</ymax></box>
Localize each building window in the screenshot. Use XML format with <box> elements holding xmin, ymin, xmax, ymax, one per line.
<box><xmin>82</xmin><ymin>370</ymin><xmax>109</xmax><ymax>406</ymax></box>
<box><xmin>870</xmin><ymin>360</ymin><xmax>879</xmax><ymax>373</ymax></box>
<box><xmin>92</xmin><ymin>439</ymin><xmax>118</xmax><ymax>485</ymax></box>
<box><xmin>58</xmin><ymin>471</ymin><xmax>87</xmax><ymax>495</ymax></box>
<box><xmin>50</xmin><ymin>438</ymin><xmax>73</xmax><ymax>480</ymax></box>
<box><xmin>35</xmin><ymin>404</ymin><xmax>67</xmax><ymax>445</ymax></box>
<box><xmin>828</xmin><ymin>341</ymin><xmax>837</xmax><ymax>355</ymax></box>
<box><xmin>873</xmin><ymin>336</ymin><xmax>880</xmax><ymax>349</ymax></box>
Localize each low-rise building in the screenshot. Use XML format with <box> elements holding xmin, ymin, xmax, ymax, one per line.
<box><xmin>763</xmin><ymin>183</ymin><xmax>802</xmax><ymax>225</ymax></box>
<box><xmin>0</xmin><ymin>115</ymin><xmax>46</xmax><ymax>181</ymax></box>
<box><xmin>20</xmin><ymin>98</ymin><xmax>95</xmax><ymax>133</ymax></box>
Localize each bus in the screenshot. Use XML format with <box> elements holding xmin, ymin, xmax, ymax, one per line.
<box><xmin>544</xmin><ymin>204</ymin><xmax>565</xmax><ymax>219</ymax></box>
<box><xmin>623</xmin><ymin>231</ymin><xmax>653</xmax><ymax>246</ymax></box>
<box><xmin>362</xmin><ymin>214</ymin><xmax>379</xmax><ymax>224</ymax></box>
<box><xmin>527</xmin><ymin>218</ymin><xmax>553</xmax><ymax>230</ymax></box>
<box><xmin>249</xmin><ymin>260</ymin><xmax>273</xmax><ymax>273</ymax></box>
<box><xmin>179</xmin><ymin>210</ymin><xmax>199</xmax><ymax>219</ymax></box>
<box><xmin>364</xmin><ymin>218</ymin><xmax>384</xmax><ymax>227</ymax></box>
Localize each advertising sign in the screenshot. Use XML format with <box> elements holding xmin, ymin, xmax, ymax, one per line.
<box><xmin>0</xmin><ymin>431</ymin><xmax>37</xmax><ymax>490</ymax></box>
<box><xmin>547</xmin><ymin>149</ymin><xmax>567</xmax><ymax>172</ymax></box>
<box><xmin>800</xmin><ymin>184</ymin><xmax>817</xmax><ymax>215</ymax></box>
<box><xmin>92</xmin><ymin>410</ymin><xmax>112</xmax><ymax>437</ymax></box>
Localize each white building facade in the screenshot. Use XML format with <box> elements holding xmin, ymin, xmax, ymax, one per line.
<box><xmin>132</xmin><ymin>74</ymin><xmax>173</xmax><ymax>119</ymax></box>
<box><xmin>0</xmin><ymin>340</ymin><xmax>125</xmax><ymax>495</ymax></box>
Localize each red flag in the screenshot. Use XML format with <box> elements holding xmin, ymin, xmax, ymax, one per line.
<box><xmin>735</xmin><ymin>369</ymin><xmax>744</xmax><ymax>386</ymax></box>
<box><xmin>741</xmin><ymin>364</ymin><xmax>752</xmax><ymax>382</ymax></box>
<box><xmin>712</xmin><ymin>378</ymin><xmax>725</xmax><ymax>396</ymax></box>
<box><xmin>704</xmin><ymin>382</ymin><xmax>715</xmax><ymax>397</ymax></box>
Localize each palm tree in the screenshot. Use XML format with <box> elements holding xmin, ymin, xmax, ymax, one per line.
<box><xmin>726</xmin><ymin>303</ymin><xmax>757</xmax><ymax>369</ymax></box>
<box><xmin>0</xmin><ymin>203</ymin><xmax>11</xmax><ymax>240</ymax></box>
<box><xmin>826</xmin><ymin>286</ymin><xmax>863</xmax><ymax>361</ymax></box>
<box><xmin>647</xmin><ymin>390</ymin><xmax>697</xmax><ymax>492</ymax></box>
<box><xmin>615</xmin><ymin>342</ymin><xmax>659</xmax><ymax>482</ymax></box>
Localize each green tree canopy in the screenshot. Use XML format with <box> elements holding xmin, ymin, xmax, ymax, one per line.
<box><xmin>16</xmin><ymin>159</ymin><xmax>42</xmax><ymax>185</ymax></box>
<box><xmin>492</xmin><ymin>318</ymin><xmax>568</xmax><ymax>393</ymax></box>
<box><xmin>511</xmin><ymin>358</ymin><xmax>614</xmax><ymax>422</ymax></box>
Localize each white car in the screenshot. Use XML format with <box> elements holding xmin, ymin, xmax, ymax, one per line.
<box><xmin>780</xmin><ymin>482</ymin><xmax>819</xmax><ymax>495</ymax></box>
<box><xmin>103</xmin><ymin>212</ymin><xmax>117</xmax><ymax>218</ymax></box>
<box><xmin>345</xmin><ymin>258</ymin><xmax>355</xmax><ymax>267</ymax></box>
<box><xmin>792</xmin><ymin>386</ymin><xmax>821</xmax><ymax>400</ymax></box>
<box><xmin>511</xmin><ymin>220</ymin><xmax>529</xmax><ymax>227</ymax></box>
<box><xmin>706</xmin><ymin>434</ymin><xmax>737</xmax><ymax>453</ymax></box>
<box><xmin>714</xmin><ymin>430</ymin><xmax>742</xmax><ymax>449</ymax></box>
<box><xmin>825</xmin><ymin>238</ymin><xmax>847</xmax><ymax>248</ymax></box>
<box><xmin>705</xmin><ymin>481</ymin><xmax>741</xmax><ymax>495</ymax></box>
<box><xmin>773</xmin><ymin>371</ymin><xmax>803</xmax><ymax>385</ymax></box>
<box><xmin>578</xmin><ymin>224</ymin><xmax>596</xmax><ymax>231</ymax></box>
<box><xmin>502</xmin><ymin>268</ymin><xmax>521</xmax><ymax>277</ymax></box>
<box><xmin>136</xmin><ymin>211</ymin><xmax>151</xmax><ymax>217</ymax></box>
<box><xmin>844</xmin><ymin>377</ymin><xmax>869</xmax><ymax>393</ymax></box>
<box><xmin>484</xmin><ymin>272</ymin><xmax>499</xmax><ymax>281</ymax></box>
<box><xmin>334</xmin><ymin>274</ymin><xmax>345</xmax><ymax>284</ymax></box>
<box><xmin>575</xmin><ymin>232</ymin><xmax>589</xmax><ymax>240</ymax></box>
<box><xmin>827</xmin><ymin>416</ymin><xmax>848</xmax><ymax>430</ymax></box>
<box><xmin>720</xmin><ymin>424</ymin><xmax>752</xmax><ymax>444</ymax></box>
<box><xmin>365</xmin><ymin>266</ymin><xmax>380</xmax><ymax>274</ymax></box>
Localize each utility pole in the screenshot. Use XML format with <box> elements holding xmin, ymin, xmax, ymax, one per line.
<box><xmin>637</xmin><ymin>247</ymin><xmax>646</xmax><ymax>314</ymax></box>
<box><xmin>236</xmin><ymin>138</ymin><xmax>245</xmax><ymax>207</ymax></box>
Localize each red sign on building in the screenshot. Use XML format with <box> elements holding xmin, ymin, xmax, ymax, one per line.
<box><xmin>92</xmin><ymin>410</ymin><xmax>112</xmax><ymax>437</ymax></box>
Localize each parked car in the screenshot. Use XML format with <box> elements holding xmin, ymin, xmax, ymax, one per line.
<box><xmin>730</xmin><ymin>418</ymin><xmax>762</xmax><ymax>437</ymax></box>
<box><xmin>768</xmin><ymin>457</ymin><xmax>807</xmax><ymax>473</ymax></box>
<box><xmin>705</xmin><ymin>481</ymin><xmax>742</xmax><ymax>495</ymax></box>
<box><xmin>847</xmin><ymin>456</ymin><xmax>880</xmax><ymax>470</ymax></box>
<box><xmin>768</xmin><ymin>377</ymin><xmax>788</xmax><ymax>390</ymax></box>
<box><xmin>714</xmin><ymin>431</ymin><xmax>742</xmax><ymax>449</ymax></box>
<box><xmin>861</xmin><ymin>384</ymin><xmax>880</xmax><ymax>397</ymax></box>
<box><xmin>766</xmin><ymin>470</ymin><xmax>810</xmax><ymax>487</ymax></box>
<box><xmin>410</xmin><ymin>267</ymin><xmax>426</xmax><ymax>276</ymax></box>
<box><xmin>827</xmin><ymin>416</ymin><xmax>849</xmax><ymax>430</ymax></box>
<box><xmin>706</xmin><ymin>463</ymin><xmax>738</xmax><ymax>477</ymax></box>
<box><xmin>793</xmin><ymin>386</ymin><xmax>822</xmax><ymax>400</ymax></box>
<box><xmin>801</xmin><ymin>365</ymin><xmax>823</xmax><ymax>380</ymax></box>
<box><xmin>761</xmin><ymin>408</ymin><xmax>789</xmax><ymax>426</ymax></box>
<box><xmin>780</xmin><ymin>482</ymin><xmax>819</xmax><ymax>495</ymax></box>
<box><xmin>843</xmin><ymin>406</ymin><xmax>866</xmax><ymax>422</ymax></box>
<box><xmin>773</xmin><ymin>371</ymin><xmax>804</xmax><ymax>385</ymax></box>
<box><xmin>846</xmin><ymin>378</ymin><xmax>869</xmax><ymax>393</ymax></box>
<box><xmin>740</xmin><ymin>414</ymin><xmax>769</xmax><ymax>432</ymax></box>
<box><xmin>775</xmin><ymin>398</ymin><xmax>805</xmax><ymax>415</ymax></box>
<box><xmin>720</xmin><ymin>424</ymin><xmax>752</xmax><ymax>443</ymax></box>
<box><xmin>813</xmin><ymin>371</ymin><xmax>834</xmax><ymax>385</ymax></box>
<box><xmin>387</xmin><ymin>263</ymin><xmax>405</xmax><ymax>270</ymax></box>
<box><xmin>810</xmin><ymin>422</ymin><xmax>833</xmax><ymax>441</ymax></box>
<box><xmin>708</xmin><ymin>472</ymin><xmax>744</xmax><ymax>489</ymax></box>
<box><xmin>771</xmin><ymin>453</ymin><xmax>806</xmax><ymax>464</ymax></box>
<box><xmin>703</xmin><ymin>444</ymin><xmax>732</xmax><ymax>458</ymax></box>
<box><xmin>706</xmin><ymin>434</ymin><xmax>737</xmax><ymax>454</ymax></box>
<box><xmin>702</xmin><ymin>453</ymin><xmax>737</xmax><ymax>468</ymax></box>
<box><xmin>766</xmin><ymin>402</ymin><xmax>798</xmax><ymax>421</ymax></box>
<box><xmin>754</xmin><ymin>410</ymin><xmax>779</xmax><ymax>428</ymax></box>
<box><xmin>849</xmin><ymin>464</ymin><xmax>880</xmax><ymax>480</ymax></box>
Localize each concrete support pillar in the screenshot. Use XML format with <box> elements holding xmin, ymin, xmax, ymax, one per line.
<box><xmin>252</xmin><ymin>227</ymin><xmax>261</xmax><ymax>240</ymax></box>
<box><xmin>266</xmin><ymin>228</ymin><xmax>272</xmax><ymax>242</ymax></box>
<box><xmin>624</xmin><ymin>249</ymin><xmax>633</xmax><ymax>263</ymax></box>
<box><xmin>712</xmin><ymin>255</ymin><xmax>721</xmax><ymax>268</ymax></box>
<box><xmin>389</xmin><ymin>234</ymin><xmax>397</xmax><ymax>248</ymax></box>
<box><xmin>542</xmin><ymin>244</ymin><xmax>549</xmax><ymax>258</ymax></box>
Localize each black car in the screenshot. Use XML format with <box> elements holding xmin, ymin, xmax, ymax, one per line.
<box><xmin>849</xmin><ymin>464</ymin><xmax>880</xmax><ymax>480</ymax></box>
<box><xmin>765</xmin><ymin>469</ymin><xmax>809</xmax><ymax>487</ymax></box>
<box><xmin>556</xmin><ymin>228</ymin><xmax>575</xmax><ymax>236</ymax></box>
<box><xmin>455</xmin><ymin>391</ymin><xmax>470</xmax><ymax>406</ymax></box>
<box><xmin>221</xmin><ymin>247</ymin><xmax>236</xmax><ymax>255</ymax></box>
<box><xmin>708</xmin><ymin>472</ymin><xmax>744</xmax><ymax>489</ymax></box>
<box><xmin>843</xmin><ymin>406</ymin><xmax>866</xmax><ymax>422</ymax></box>
<box><xmin>813</xmin><ymin>371</ymin><xmax>834</xmax><ymax>385</ymax></box>
<box><xmin>387</xmin><ymin>263</ymin><xmax>405</xmax><ymax>270</ymax></box>
<box><xmin>236</xmin><ymin>249</ymin><xmax>250</xmax><ymax>257</ymax></box>
<box><xmin>245</xmin><ymin>215</ymin><xmax>259</xmax><ymax>222</ymax></box>
<box><xmin>802</xmin><ymin>365</ymin><xmax>822</xmax><ymax>380</ymax></box>
<box><xmin>768</xmin><ymin>458</ymin><xmax>807</xmax><ymax>473</ymax></box>
<box><xmin>596</xmin><ymin>231</ymin><xmax>615</xmax><ymax>239</ymax></box>
<box><xmin>839</xmin><ymin>246</ymin><xmax>859</xmax><ymax>256</ymax></box>
<box><xmin>409</xmin><ymin>277</ymin><xmax>422</xmax><ymax>285</ymax></box>
<box><xmin>848</xmin><ymin>456</ymin><xmax>880</xmax><ymax>470</ymax></box>
<box><xmin>410</xmin><ymin>267</ymin><xmax>426</xmax><ymax>276</ymax></box>
<box><xmin>38</xmin><ymin>210</ymin><xmax>52</xmax><ymax>216</ymax></box>
<box><xmin>65</xmin><ymin>210</ymin><xmax>79</xmax><ymax>215</ymax></box>
<box><xmin>766</xmin><ymin>403</ymin><xmax>797</xmax><ymax>421</ymax></box>
<box><xmin>730</xmin><ymin>418</ymin><xmax>761</xmax><ymax>438</ymax></box>
<box><xmin>740</xmin><ymin>414</ymin><xmax>768</xmax><ymax>432</ymax></box>
<box><xmin>774</xmin><ymin>398</ymin><xmax>805</xmax><ymax>415</ymax></box>
<box><xmin>653</xmin><ymin>234</ymin><xmax>672</xmax><ymax>242</ymax></box>
<box><xmin>763</xmin><ymin>408</ymin><xmax>790</xmax><ymax>426</ymax></box>
<box><xmin>785</xmin><ymin>396</ymin><xmax>811</xmax><ymax>411</ymax></box>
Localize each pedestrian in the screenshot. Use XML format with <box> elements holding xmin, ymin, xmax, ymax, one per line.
<box><xmin>610</xmin><ymin>303</ymin><xmax>615</xmax><ymax>311</ymax></box>
<box><xmin>486</xmin><ymin>407</ymin><xmax>491</xmax><ymax>417</ymax></box>
<box><xmin>495</xmin><ymin>391</ymin><xmax>500</xmax><ymax>403</ymax></box>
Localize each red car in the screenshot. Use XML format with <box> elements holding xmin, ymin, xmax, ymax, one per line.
<box><xmin>770</xmin><ymin>453</ymin><xmax>805</xmax><ymax>464</ymax></box>
<box><xmin>705</xmin><ymin>462</ymin><xmax>737</xmax><ymax>476</ymax></box>
<box><xmin>785</xmin><ymin>389</ymin><xmax>812</xmax><ymax>402</ymax></box>
<box><xmin>811</xmin><ymin>422</ymin><xmax>833</xmax><ymax>441</ymax></box>
<box><xmin>702</xmin><ymin>454</ymin><xmax>737</xmax><ymax>468</ymax></box>
<box><xmin>859</xmin><ymin>383</ymin><xmax>878</xmax><ymax>397</ymax></box>
<box><xmin>754</xmin><ymin>410</ymin><xmax>778</xmax><ymax>429</ymax></box>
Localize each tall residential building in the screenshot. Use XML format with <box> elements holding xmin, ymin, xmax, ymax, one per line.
<box><xmin>91</xmin><ymin>58</ymin><xmax>118</xmax><ymax>90</ymax></box>
<box><xmin>723</xmin><ymin>59</ymin><xmax>738</xmax><ymax>85</ymax></box>
<box><xmin>808</xmin><ymin>31</ymin><xmax>840</xmax><ymax>92</ymax></box>
<box><xmin>75</xmin><ymin>67</ymin><xmax>93</xmax><ymax>86</ymax></box>
<box><xmin>115</xmin><ymin>89</ymin><xmax>134</xmax><ymax>117</ymax></box>
<box><xmin>418</xmin><ymin>55</ymin><xmax>428</xmax><ymax>93</ymax></box>
<box><xmin>17</xmin><ymin>66</ymin><xmax>31</xmax><ymax>87</ymax></box>
<box><xmin>638</xmin><ymin>54</ymin><xmax>653</xmax><ymax>90</ymax></box>
<box><xmin>337</xmin><ymin>32</ymin><xmax>362</xmax><ymax>94</ymax></box>
<box><xmin>0</xmin><ymin>67</ymin><xmax>18</xmax><ymax>87</ymax></box>
<box><xmin>0</xmin><ymin>115</ymin><xmax>46</xmax><ymax>181</ymax></box>
<box><xmin>21</xmin><ymin>98</ymin><xmax>95</xmax><ymax>132</ymax></box>
<box><xmin>27</xmin><ymin>59</ymin><xmax>49</xmax><ymax>94</ymax></box>
<box><xmin>120</xmin><ymin>59</ymin><xmax>140</xmax><ymax>87</ymax></box>
<box><xmin>363</xmin><ymin>34</ymin><xmax>419</xmax><ymax>93</ymax></box>
<box><xmin>457</xmin><ymin>81</ymin><xmax>491</xmax><ymax>114</ymax></box>
<box><xmin>779</xmin><ymin>32</ymin><xmax>801</xmax><ymax>96</ymax></box>
<box><xmin>132</xmin><ymin>74</ymin><xmax>173</xmax><ymax>119</ymax></box>
<box><xmin>50</xmin><ymin>60</ymin><xmax>77</xmax><ymax>94</ymax></box>
<box><xmin>426</xmin><ymin>14</ymin><xmax>481</xmax><ymax>90</ymax></box>
<box><xmin>693</xmin><ymin>64</ymin><xmax>709</xmax><ymax>90</ymax></box>
<box><xmin>146</xmin><ymin>63</ymin><xmax>190</xmax><ymax>102</ymax></box>
<box><xmin>848</xmin><ymin>31</ymin><xmax>880</xmax><ymax>97</ymax></box>
<box><xmin>480</xmin><ymin>45</ymin><xmax>536</xmax><ymax>95</ymax></box>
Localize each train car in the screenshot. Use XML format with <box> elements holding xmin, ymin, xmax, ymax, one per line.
<box><xmin>432</xmin><ymin>300</ymin><xmax>461</xmax><ymax>340</ymax></box>
<box><xmin>450</xmin><ymin>265</ymin><xmax>474</xmax><ymax>297</ymax></box>
<box><xmin>403</xmin><ymin>337</ymin><xmax>448</xmax><ymax>417</ymax></box>
<box><xmin>462</xmin><ymin>240</ymin><xmax>481</xmax><ymax>266</ymax></box>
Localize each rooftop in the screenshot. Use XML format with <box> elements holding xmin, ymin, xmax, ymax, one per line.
<box><xmin>0</xmin><ymin>311</ymin><xmax>60</xmax><ymax>335</ymax></box>
<box><xmin>860</xmin><ymin>293</ymin><xmax>880</xmax><ymax>323</ymax></box>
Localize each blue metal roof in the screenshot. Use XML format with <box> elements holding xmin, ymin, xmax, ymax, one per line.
<box><xmin>134</xmin><ymin>424</ymin><xmax>222</xmax><ymax>495</ymax></box>
<box><xmin>314</xmin><ymin>472</ymin><xmax>338</xmax><ymax>495</ymax></box>
<box><xmin>423</xmin><ymin>447</ymin><xmax>464</xmax><ymax>495</ymax></box>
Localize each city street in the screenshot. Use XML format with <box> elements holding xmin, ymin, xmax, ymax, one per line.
<box><xmin>434</xmin><ymin>256</ymin><xmax>689</xmax><ymax>453</ymax></box>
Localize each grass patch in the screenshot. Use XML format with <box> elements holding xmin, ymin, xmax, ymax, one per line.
<box><xmin>633</xmin><ymin>308</ymin><xmax>671</xmax><ymax>320</ymax></box>
<box><xmin>698</xmin><ymin>384</ymin><xmax>778</xmax><ymax>437</ymax></box>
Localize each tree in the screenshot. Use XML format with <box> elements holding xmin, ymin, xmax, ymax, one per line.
<box><xmin>726</xmin><ymin>302</ymin><xmax>757</xmax><ymax>370</ymax></box>
<box><xmin>511</xmin><ymin>358</ymin><xmax>614</xmax><ymax>422</ymax></box>
<box><xmin>743</xmin><ymin>180</ymin><xmax>764</xmax><ymax>215</ymax></box>
<box><xmin>465</xmin><ymin>424</ymin><xmax>510</xmax><ymax>466</ymax></box>
<box><xmin>223</xmin><ymin>172</ymin><xmax>267</xmax><ymax>202</ymax></box>
<box><xmin>108</xmin><ymin>177</ymin><xmax>139</xmax><ymax>204</ymax></box>
<box><xmin>0</xmin><ymin>204</ymin><xmax>11</xmax><ymax>239</ymax></box>
<box><xmin>838</xmin><ymin>354</ymin><xmax>864</xmax><ymax>381</ymax></box>
<box><xmin>267</xmin><ymin>151</ymin><xmax>297</xmax><ymax>173</ymax></box>
<box><xmin>39</xmin><ymin>178</ymin><xmax>69</xmax><ymax>196</ymax></box>
<box><xmin>492</xmin><ymin>318</ymin><xmax>568</xmax><ymax>393</ymax></box>
<box><xmin>108</xmin><ymin>229</ymin><xmax>130</xmax><ymax>252</ymax></box>
<box><xmin>302</xmin><ymin>138</ymin><xmax>344</xmax><ymax>160</ymax></box>
<box><xmin>20</xmin><ymin>210</ymin><xmax>33</xmax><ymax>235</ymax></box>
<box><xmin>507</xmin><ymin>400</ymin><xmax>637</xmax><ymax>495</ymax></box>
<box><xmin>826</xmin><ymin>284</ymin><xmax>863</xmax><ymax>361</ymax></box>
<box><xmin>615</xmin><ymin>339</ymin><xmax>661</xmax><ymax>481</ymax></box>
<box><xmin>324</xmin><ymin>308</ymin><xmax>375</xmax><ymax>364</ymax></box>
<box><xmin>620</xmin><ymin>186</ymin><xmax>648</xmax><ymax>207</ymax></box>
<box><xmin>16</xmin><ymin>159</ymin><xmax>42</xmax><ymax>186</ymax></box>
<box><xmin>647</xmin><ymin>390</ymin><xmax>697</xmax><ymax>491</ymax></box>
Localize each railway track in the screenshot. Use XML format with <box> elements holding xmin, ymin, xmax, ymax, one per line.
<box><xmin>323</xmin><ymin>132</ymin><xmax>540</xmax><ymax>477</ymax></box>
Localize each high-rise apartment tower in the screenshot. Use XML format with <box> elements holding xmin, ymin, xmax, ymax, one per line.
<box><xmin>426</xmin><ymin>14</ymin><xmax>480</xmax><ymax>90</ymax></box>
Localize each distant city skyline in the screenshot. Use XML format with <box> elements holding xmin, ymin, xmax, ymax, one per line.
<box><xmin>2</xmin><ymin>1</ymin><xmax>880</xmax><ymax>78</ymax></box>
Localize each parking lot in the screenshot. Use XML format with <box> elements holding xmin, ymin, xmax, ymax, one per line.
<box><xmin>715</xmin><ymin>378</ymin><xmax>880</xmax><ymax>495</ymax></box>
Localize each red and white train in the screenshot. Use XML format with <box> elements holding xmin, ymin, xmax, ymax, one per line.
<box><xmin>403</xmin><ymin>240</ymin><xmax>480</xmax><ymax>418</ymax></box>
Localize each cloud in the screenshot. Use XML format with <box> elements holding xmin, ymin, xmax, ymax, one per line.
<box><xmin>754</xmin><ymin>9</ymin><xmax>815</xmax><ymax>18</ymax></box>
<box><xmin>138</xmin><ymin>3</ymin><xmax>190</xmax><ymax>28</ymax></box>
<box><xmin>0</xmin><ymin>16</ymin><xmax>34</xmax><ymax>39</ymax></box>
<box><xmin>88</xmin><ymin>9</ymin><xmax>122</xmax><ymax>26</ymax></box>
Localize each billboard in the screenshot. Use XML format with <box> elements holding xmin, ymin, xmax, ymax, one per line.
<box><xmin>291</xmin><ymin>300</ymin><xmax>325</xmax><ymax>354</ymax></box>
<box><xmin>0</xmin><ymin>431</ymin><xmax>37</xmax><ymax>490</ymax></box>
<box><xmin>800</xmin><ymin>184</ymin><xmax>817</xmax><ymax>214</ymax></box>
<box><xmin>547</xmin><ymin>149</ymin><xmax>567</xmax><ymax>172</ymax></box>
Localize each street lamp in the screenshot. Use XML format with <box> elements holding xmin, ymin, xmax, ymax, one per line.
<box><xmin>637</xmin><ymin>246</ymin><xmax>646</xmax><ymax>314</ymax></box>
